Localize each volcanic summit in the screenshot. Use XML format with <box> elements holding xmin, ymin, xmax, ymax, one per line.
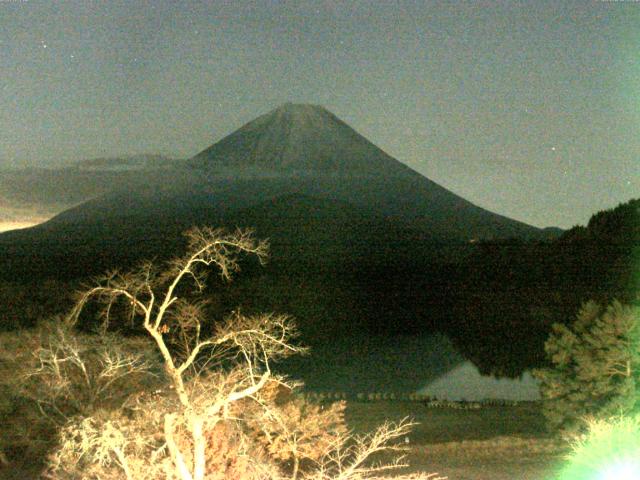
<box><xmin>190</xmin><ymin>103</ymin><xmax>412</xmax><ymax>175</ymax></box>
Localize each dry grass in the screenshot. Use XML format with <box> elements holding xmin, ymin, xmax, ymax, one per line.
<box><xmin>344</xmin><ymin>400</ymin><xmax>569</xmax><ymax>480</ymax></box>
<box><xmin>0</xmin><ymin>396</ymin><xmax>571</xmax><ymax>479</ymax></box>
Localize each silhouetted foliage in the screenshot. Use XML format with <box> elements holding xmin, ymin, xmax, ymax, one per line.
<box><xmin>449</xmin><ymin>198</ymin><xmax>639</xmax><ymax>376</ymax></box>
<box><xmin>0</xmin><ymin>280</ymin><xmax>75</xmax><ymax>331</ymax></box>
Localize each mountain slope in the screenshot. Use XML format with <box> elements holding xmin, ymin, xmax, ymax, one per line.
<box><xmin>189</xmin><ymin>103</ymin><xmax>545</xmax><ymax>240</ymax></box>
<box><xmin>190</xmin><ymin>103</ymin><xmax>412</xmax><ymax>174</ymax></box>
<box><xmin>445</xmin><ymin>197</ymin><xmax>639</xmax><ymax>376</ymax></box>
<box><xmin>0</xmin><ymin>103</ymin><xmax>552</xmax><ymax>278</ymax></box>
<box><xmin>0</xmin><ymin>103</ymin><xmax>568</xmax><ymax>388</ymax></box>
<box><xmin>0</xmin><ymin>155</ymin><xmax>186</xmax><ymax>233</ymax></box>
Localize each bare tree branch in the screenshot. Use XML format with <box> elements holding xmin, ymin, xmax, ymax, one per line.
<box><xmin>33</xmin><ymin>226</ymin><xmax>442</xmax><ymax>480</ymax></box>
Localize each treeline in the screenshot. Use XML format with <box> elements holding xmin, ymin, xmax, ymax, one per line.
<box><xmin>447</xmin><ymin>198</ymin><xmax>639</xmax><ymax>376</ymax></box>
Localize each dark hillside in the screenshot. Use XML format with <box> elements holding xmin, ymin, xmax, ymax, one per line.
<box><xmin>447</xmin><ymin>198</ymin><xmax>640</xmax><ymax>376</ymax></box>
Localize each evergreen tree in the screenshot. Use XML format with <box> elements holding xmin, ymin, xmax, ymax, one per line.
<box><xmin>534</xmin><ymin>300</ymin><xmax>640</xmax><ymax>433</ymax></box>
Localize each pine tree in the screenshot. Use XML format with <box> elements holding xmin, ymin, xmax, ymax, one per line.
<box><xmin>534</xmin><ymin>300</ymin><xmax>640</xmax><ymax>432</ymax></box>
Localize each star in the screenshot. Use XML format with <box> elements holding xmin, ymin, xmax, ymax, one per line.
<box><xmin>551</xmin><ymin>147</ymin><xmax>556</xmax><ymax>152</ymax></box>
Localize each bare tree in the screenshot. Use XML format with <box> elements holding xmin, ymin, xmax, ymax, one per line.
<box><xmin>33</xmin><ymin>226</ymin><xmax>445</xmax><ymax>480</ymax></box>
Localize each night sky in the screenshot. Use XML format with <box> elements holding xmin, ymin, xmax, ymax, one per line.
<box><xmin>1</xmin><ymin>0</ymin><xmax>638</xmax><ymax>229</ymax></box>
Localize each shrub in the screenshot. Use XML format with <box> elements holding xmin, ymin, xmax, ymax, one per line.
<box><xmin>0</xmin><ymin>319</ymin><xmax>162</xmax><ymax>475</ymax></box>
<box><xmin>533</xmin><ymin>300</ymin><xmax>640</xmax><ymax>433</ymax></box>
<box><xmin>243</xmin><ymin>380</ymin><xmax>348</xmax><ymax>479</ymax></box>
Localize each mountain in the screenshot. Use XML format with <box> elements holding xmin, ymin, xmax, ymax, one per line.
<box><xmin>0</xmin><ymin>104</ymin><xmax>556</xmax><ymax>337</ymax></box>
<box><xmin>189</xmin><ymin>103</ymin><xmax>546</xmax><ymax>239</ymax></box>
<box><xmin>0</xmin><ymin>102</ymin><xmax>554</xmax><ymax>280</ymax></box>
<box><xmin>1</xmin><ymin>104</ymin><xmax>551</xmax><ymax>272</ymax></box>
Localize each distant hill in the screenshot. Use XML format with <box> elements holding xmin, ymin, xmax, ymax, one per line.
<box><xmin>0</xmin><ymin>154</ymin><xmax>185</xmax><ymax>231</ymax></box>
<box><xmin>73</xmin><ymin>154</ymin><xmax>182</xmax><ymax>171</ymax></box>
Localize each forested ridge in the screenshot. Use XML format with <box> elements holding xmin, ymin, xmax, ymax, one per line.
<box><xmin>447</xmin><ymin>198</ymin><xmax>639</xmax><ymax>376</ymax></box>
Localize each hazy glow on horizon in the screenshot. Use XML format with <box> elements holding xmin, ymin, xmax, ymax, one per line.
<box><xmin>0</xmin><ymin>220</ymin><xmax>44</xmax><ymax>233</ymax></box>
<box><xmin>0</xmin><ymin>1</ymin><xmax>638</xmax><ymax>229</ymax></box>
